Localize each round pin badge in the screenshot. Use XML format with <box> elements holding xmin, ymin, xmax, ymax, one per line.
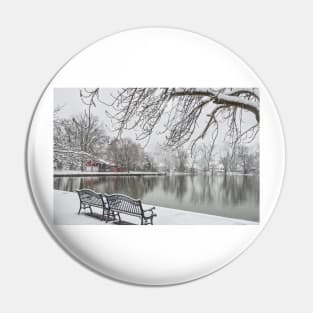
<box><xmin>26</xmin><ymin>28</ymin><xmax>285</xmax><ymax>285</ymax></box>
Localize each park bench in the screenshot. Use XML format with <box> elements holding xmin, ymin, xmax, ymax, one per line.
<box><xmin>76</xmin><ymin>189</ymin><xmax>115</xmax><ymax>222</ymax></box>
<box><xmin>104</xmin><ymin>193</ymin><xmax>157</xmax><ymax>225</ymax></box>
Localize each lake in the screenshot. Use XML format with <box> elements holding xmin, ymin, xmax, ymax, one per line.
<box><xmin>54</xmin><ymin>174</ymin><xmax>259</xmax><ymax>222</ymax></box>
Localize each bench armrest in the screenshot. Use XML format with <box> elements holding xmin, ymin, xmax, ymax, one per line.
<box><xmin>143</xmin><ymin>206</ymin><xmax>157</xmax><ymax>217</ymax></box>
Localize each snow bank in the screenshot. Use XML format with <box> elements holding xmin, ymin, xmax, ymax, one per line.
<box><xmin>54</xmin><ymin>190</ymin><xmax>256</xmax><ymax>225</ymax></box>
<box><xmin>54</xmin><ymin>170</ymin><xmax>166</xmax><ymax>177</ymax></box>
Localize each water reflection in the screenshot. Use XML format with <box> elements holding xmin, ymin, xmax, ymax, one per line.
<box><xmin>54</xmin><ymin>174</ymin><xmax>259</xmax><ymax>222</ymax></box>
<box><xmin>161</xmin><ymin>175</ymin><xmax>187</xmax><ymax>201</ymax></box>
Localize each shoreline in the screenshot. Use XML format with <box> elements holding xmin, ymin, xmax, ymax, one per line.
<box><xmin>54</xmin><ymin>171</ymin><xmax>166</xmax><ymax>177</ymax></box>
<box><xmin>54</xmin><ymin>190</ymin><xmax>257</xmax><ymax>225</ymax></box>
<box><xmin>54</xmin><ymin>171</ymin><xmax>259</xmax><ymax>178</ymax></box>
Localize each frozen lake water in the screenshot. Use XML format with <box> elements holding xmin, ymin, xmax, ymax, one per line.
<box><xmin>54</xmin><ymin>173</ymin><xmax>259</xmax><ymax>222</ymax></box>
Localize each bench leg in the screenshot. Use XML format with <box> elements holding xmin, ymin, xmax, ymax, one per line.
<box><xmin>111</xmin><ymin>212</ymin><xmax>121</xmax><ymax>223</ymax></box>
<box><xmin>143</xmin><ymin>216</ymin><xmax>154</xmax><ymax>225</ymax></box>
<box><xmin>103</xmin><ymin>210</ymin><xmax>116</xmax><ymax>223</ymax></box>
<box><xmin>78</xmin><ymin>203</ymin><xmax>82</xmax><ymax>214</ymax></box>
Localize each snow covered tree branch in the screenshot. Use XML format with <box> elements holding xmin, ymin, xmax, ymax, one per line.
<box><xmin>103</xmin><ymin>88</ymin><xmax>259</xmax><ymax>156</ymax></box>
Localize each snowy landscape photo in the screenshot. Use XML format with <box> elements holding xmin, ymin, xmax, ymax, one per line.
<box><xmin>54</xmin><ymin>88</ymin><xmax>260</xmax><ymax>225</ymax></box>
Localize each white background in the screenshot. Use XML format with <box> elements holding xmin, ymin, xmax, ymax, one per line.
<box><xmin>0</xmin><ymin>1</ymin><xmax>312</xmax><ymax>312</ymax></box>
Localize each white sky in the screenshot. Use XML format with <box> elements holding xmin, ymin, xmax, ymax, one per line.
<box><xmin>54</xmin><ymin>88</ymin><xmax>259</xmax><ymax>154</ymax></box>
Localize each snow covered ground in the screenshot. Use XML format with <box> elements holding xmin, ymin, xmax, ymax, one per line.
<box><xmin>54</xmin><ymin>190</ymin><xmax>256</xmax><ymax>225</ymax></box>
<box><xmin>54</xmin><ymin>170</ymin><xmax>166</xmax><ymax>177</ymax></box>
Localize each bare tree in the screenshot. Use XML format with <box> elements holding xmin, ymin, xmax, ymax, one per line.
<box><xmin>175</xmin><ymin>148</ymin><xmax>188</xmax><ymax>172</ymax></box>
<box><xmin>220</xmin><ymin>151</ymin><xmax>232</xmax><ymax>176</ymax></box>
<box><xmin>102</xmin><ymin>88</ymin><xmax>259</xmax><ymax>154</ymax></box>
<box><xmin>71</xmin><ymin>113</ymin><xmax>108</xmax><ymax>155</ymax></box>
<box><xmin>56</xmin><ymin>113</ymin><xmax>108</xmax><ymax>155</ymax></box>
<box><xmin>155</xmin><ymin>147</ymin><xmax>176</xmax><ymax>172</ymax></box>
<box><xmin>190</xmin><ymin>146</ymin><xmax>200</xmax><ymax>174</ymax></box>
<box><xmin>106</xmin><ymin>138</ymin><xmax>144</xmax><ymax>172</ymax></box>
<box><xmin>236</xmin><ymin>145</ymin><xmax>256</xmax><ymax>174</ymax></box>
<box><xmin>199</xmin><ymin>142</ymin><xmax>215</xmax><ymax>172</ymax></box>
<box><xmin>54</xmin><ymin>112</ymin><xmax>108</xmax><ymax>170</ymax></box>
<box><xmin>143</xmin><ymin>153</ymin><xmax>155</xmax><ymax>171</ymax></box>
<box><xmin>55</xmin><ymin>89</ymin><xmax>109</xmax><ymax>156</ymax></box>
